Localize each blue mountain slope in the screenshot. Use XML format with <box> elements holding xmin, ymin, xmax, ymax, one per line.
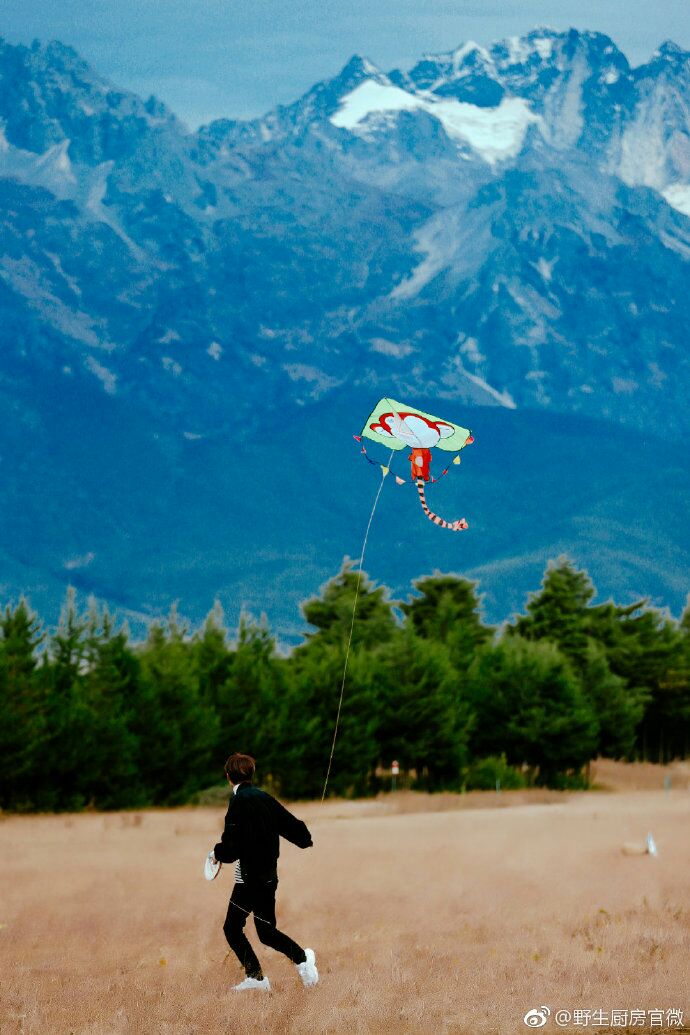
<box><xmin>215</xmin><ymin>395</ymin><xmax>689</xmax><ymax>637</ymax></box>
<box><xmin>2</xmin><ymin>371</ymin><xmax>686</xmax><ymax>641</ymax></box>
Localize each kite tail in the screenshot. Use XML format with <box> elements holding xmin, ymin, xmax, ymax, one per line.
<box><xmin>416</xmin><ymin>478</ymin><xmax>468</xmax><ymax>532</ymax></box>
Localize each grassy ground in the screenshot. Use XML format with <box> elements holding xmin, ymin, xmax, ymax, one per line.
<box><xmin>1</xmin><ymin>761</ymin><xmax>688</xmax><ymax>1034</ymax></box>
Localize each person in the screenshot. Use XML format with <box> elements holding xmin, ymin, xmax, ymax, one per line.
<box><xmin>211</xmin><ymin>752</ymin><xmax>318</xmax><ymax>991</ymax></box>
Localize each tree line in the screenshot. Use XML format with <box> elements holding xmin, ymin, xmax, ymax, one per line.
<box><xmin>1</xmin><ymin>557</ymin><xmax>689</xmax><ymax>811</ymax></box>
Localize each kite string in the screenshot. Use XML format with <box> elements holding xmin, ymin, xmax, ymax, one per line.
<box><xmin>321</xmin><ymin>449</ymin><xmax>394</xmax><ymax>802</ymax></box>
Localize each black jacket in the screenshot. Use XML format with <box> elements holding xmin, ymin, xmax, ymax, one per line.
<box><xmin>214</xmin><ymin>783</ymin><xmax>313</xmax><ymax>882</ymax></box>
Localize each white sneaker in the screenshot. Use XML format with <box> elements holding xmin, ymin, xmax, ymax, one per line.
<box><xmin>232</xmin><ymin>976</ymin><xmax>271</xmax><ymax>991</ymax></box>
<box><xmin>296</xmin><ymin>948</ymin><xmax>318</xmax><ymax>987</ymax></box>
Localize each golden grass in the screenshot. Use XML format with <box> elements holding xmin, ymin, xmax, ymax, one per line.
<box><xmin>590</xmin><ymin>757</ymin><xmax>690</xmax><ymax>793</ymax></box>
<box><xmin>1</xmin><ymin>765</ymin><xmax>688</xmax><ymax>1034</ymax></box>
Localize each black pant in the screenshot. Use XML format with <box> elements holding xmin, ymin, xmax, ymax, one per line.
<box><xmin>223</xmin><ymin>878</ymin><xmax>306</xmax><ymax>979</ymax></box>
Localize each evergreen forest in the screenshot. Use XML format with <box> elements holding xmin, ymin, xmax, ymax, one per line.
<box><xmin>1</xmin><ymin>558</ymin><xmax>689</xmax><ymax>811</ymax></box>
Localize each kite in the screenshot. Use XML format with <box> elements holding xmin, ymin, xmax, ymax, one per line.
<box><xmin>322</xmin><ymin>396</ymin><xmax>476</xmax><ymax>799</ymax></box>
<box><xmin>355</xmin><ymin>397</ymin><xmax>474</xmax><ymax>532</ymax></box>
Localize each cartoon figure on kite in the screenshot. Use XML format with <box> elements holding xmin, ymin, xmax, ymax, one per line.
<box><xmin>355</xmin><ymin>398</ymin><xmax>474</xmax><ymax>532</ymax></box>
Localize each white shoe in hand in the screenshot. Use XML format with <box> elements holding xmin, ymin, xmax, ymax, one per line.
<box><xmin>204</xmin><ymin>850</ymin><xmax>221</xmax><ymax>881</ymax></box>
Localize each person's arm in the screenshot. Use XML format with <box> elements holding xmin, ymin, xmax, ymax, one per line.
<box><xmin>213</xmin><ymin>801</ymin><xmax>242</xmax><ymax>863</ymax></box>
<box><xmin>269</xmin><ymin>796</ymin><xmax>313</xmax><ymax>848</ymax></box>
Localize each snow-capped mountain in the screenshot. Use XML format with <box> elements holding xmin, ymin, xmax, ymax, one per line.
<box><xmin>0</xmin><ymin>30</ymin><xmax>689</xmax><ymax>636</ymax></box>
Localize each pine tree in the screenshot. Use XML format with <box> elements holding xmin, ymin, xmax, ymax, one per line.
<box><xmin>0</xmin><ymin>599</ymin><xmax>46</xmax><ymax>809</ymax></box>
<box><xmin>214</xmin><ymin>612</ymin><xmax>284</xmax><ymax>783</ymax></box>
<box><xmin>280</xmin><ymin>640</ymin><xmax>379</xmax><ymax>798</ymax></box>
<box><xmin>79</xmin><ymin>601</ymin><xmax>142</xmax><ymax>808</ymax></box>
<box><xmin>401</xmin><ymin>574</ymin><xmax>492</xmax><ymax>670</ymax></box>
<box><xmin>512</xmin><ymin>556</ymin><xmax>594</xmax><ymax>666</ymax></box>
<box><xmin>588</xmin><ymin>600</ymin><xmax>684</xmax><ymax>762</ymax></box>
<box><xmin>40</xmin><ymin>588</ymin><xmax>95</xmax><ymax>809</ymax></box>
<box><xmin>673</xmin><ymin>598</ymin><xmax>690</xmax><ymax>759</ymax></box>
<box><xmin>300</xmin><ymin>562</ymin><xmax>397</xmax><ymax>651</ymax></box>
<box><xmin>372</xmin><ymin>627</ymin><xmax>471</xmax><ymax>790</ymax></box>
<box><xmin>280</xmin><ymin>563</ymin><xmax>397</xmax><ymax>797</ymax></box>
<box><xmin>511</xmin><ymin>559</ymin><xmax>658</xmax><ymax>762</ymax></box>
<box><xmin>135</xmin><ymin>609</ymin><xmax>220</xmax><ymax>803</ymax></box>
<box><xmin>191</xmin><ymin>601</ymin><xmax>232</xmax><ymax>710</ymax></box>
<box><xmin>579</xmin><ymin>641</ymin><xmax>645</xmax><ymax>757</ymax></box>
<box><xmin>466</xmin><ymin>635</ymin><xmax>598</xmax><ymax>785</ymax></box>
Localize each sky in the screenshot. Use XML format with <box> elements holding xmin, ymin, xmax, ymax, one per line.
<box><xmin>3</xmin><ymin>0</ymin><xmax>690</xmax><ymax>128</ymax></box>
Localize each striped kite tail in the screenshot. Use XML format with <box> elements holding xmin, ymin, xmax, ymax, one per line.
<box><xmin>416</xmin><ymin>479</ymin><xmax>468</xmax><ymax>532</ymax></box>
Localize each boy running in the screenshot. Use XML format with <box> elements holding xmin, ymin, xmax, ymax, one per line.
<box><xmin>211</xmin><ymin>752</ymin><xmax>318</xmax><ymax>991</ymax></box>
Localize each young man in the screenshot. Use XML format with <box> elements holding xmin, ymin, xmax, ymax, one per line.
<box><xmin>211</xmin><ymin>752</ymin><xmax>319</xmax><ymax>991</ymax></box>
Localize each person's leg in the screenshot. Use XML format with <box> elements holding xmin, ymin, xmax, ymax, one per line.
<box><xmin>223</xmin><ymin>883</ymin><xmax>264</xmax><ymax>979</ymax></box>
<box><xmin>251</xmin><ymin>879</ymin><xmax>307</xmax><ymax>965</ymax></box>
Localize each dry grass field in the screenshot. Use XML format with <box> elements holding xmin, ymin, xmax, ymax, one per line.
<box><xmin>1</xmin><ymin>760</ymin><xmax>688</xmax><ymax>1035</ymax></box>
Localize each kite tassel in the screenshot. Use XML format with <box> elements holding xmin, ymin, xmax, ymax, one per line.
<box><xmin>416</xmin><ymin>479</ymin><xmax>468</xmax><ymax>532</ymax></box>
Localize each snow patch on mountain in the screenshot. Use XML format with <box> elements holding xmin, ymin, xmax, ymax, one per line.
<box><xmin>162</xmin><ymin>356</ymin><xmax>182</xmax><ymax>376</ymax></box>
<box><xmin>331</xmin><ymin>80</ymin><xmax>423</xmax><ymax>126</ymax></box>
<box><xmin>535</xmin><ymin>257</ymin><xmax>556</xmax><ymax>281</ymax></box>
<box><xmin>0</xmin><ymin>129</ymin><xmax>76</xmax><ymax>196</ymax></box>
<box><xmin>0</xmin><ymin>129</ymin><xmax>150</xmax><ymax>263</ymax></box>
<box><xmin>44</xmin><ymin>251</ymin><xmax>81</xmax><ymax>297</ymax></box>
<box><xmin>331</xmin><ymin>80</ymin><xmax>539</xmax><ymax>164</ymax></box>
<box><xmin>457</xmin><ymin>334</ymin><xmax>485</xmax><ymax>364</ymax></box>
<box><xmin>390</xmin><ymin>208</ymin><xmax>494</xmax><ymax>300</ymax></box>
<box><xmin>85</xmin><ymin>356</ymin><xmax>117</xmax><ymax>394</ymax></box>
<box><xmin>450</xmin><ymin>41</ymin><xmax>490</xmax><ymax>70</ymax></box>
<box><xmin>390</xmin><ymin>228</ymin><xmax>449</xmax><ymax>300</ymax></box>
<box><xmin>661</xmin><ymin>183</ymin><xmax>690</xmax><ymax>216</ymax></box>
<box><xmin>461</xmin><ymin>371</ymin><xmax>516</xmax><ymax>408</ymax></box>
<box><xmin>532</xmin><ymin>35</ymin><xmax>556</xmax><ymax>61</ymax></box>
<box><xmin>85</xmin><ymin>164</ymin><xmax>149</xmax><ymax>262</ymax></box>
<box><xmin>443</xmin><ymin>356</ymin><xmax>518</xmax><ymax>408</ymax></box>
<box><xmin>435</xmin><ymin>96</ymin><xmax>539</xmax><ymax>162</ymax></box>
<box><xmin>283</xmin><ymin>363</ymin><xmax>342</xmax><ymax>397</ymax></box>
<box><xmin>618</xmin><ymin>120</ymin><xmax>669</xmax><ymax>189</ymax></box>
<box><xmin>508</xmin><ymin>36</ymin><xmax>531</xmax><ymax>65</ymax></box>
<box><xmin>540</xmin><ymin>54</ymin><xmax>588</xmax><ymax>148</ymax></box>
<box><xmin>370</xmin><ymin>337</ymin><xmax>415</xmax><ymax>358</ymax></box>
<box><xmin>63</xmin><ymin>551</ymin><xmax>95</xmax><ymax>570</ymax></box>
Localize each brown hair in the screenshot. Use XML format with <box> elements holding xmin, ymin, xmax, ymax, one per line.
<box><xmin>224</xmin><ymin>752</ymin><xmax>256</xmax><ymax>784</ymax></box>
